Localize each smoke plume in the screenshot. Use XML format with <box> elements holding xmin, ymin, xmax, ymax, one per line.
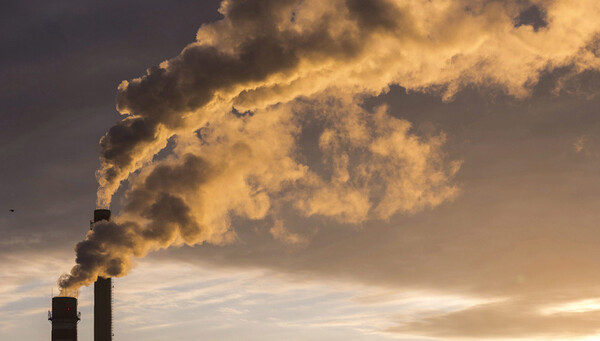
<box><xmin>60</xmin><ymin>0</ymin><xmax>600</xmax><ymax>289</ymax></box>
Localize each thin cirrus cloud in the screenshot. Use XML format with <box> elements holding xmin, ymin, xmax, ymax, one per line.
<box><xmin>109</xmin><ymin>259</ymin><xmax>487</xmax><ymax>341</ymax></box>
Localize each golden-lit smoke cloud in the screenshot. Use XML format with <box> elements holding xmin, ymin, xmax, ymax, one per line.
<box><xmin>60</xmin><ymin>0</ymin><xmax>600</xmax><ymax>289</ymax></box>
<box><xmin>96</xmin><ymin>0</ymin><xmax>600</xmax><ymax>207</ymax></box>
<box><xmin>60</xmin><ymin>94</ymin><xmax>459</xmax><ymax>288</ymax></box>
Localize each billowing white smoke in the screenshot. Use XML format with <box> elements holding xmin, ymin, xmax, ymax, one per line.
<box><xmin>59</xmin><ymin>0</ymin><xmax>600</xmax><ymax>289</ymax></box>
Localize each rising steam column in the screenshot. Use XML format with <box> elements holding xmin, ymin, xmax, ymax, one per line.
<box><xmin>93</xmin><ymin>209</ymin><xmax>112</xmax><ymax>341</ymax></box>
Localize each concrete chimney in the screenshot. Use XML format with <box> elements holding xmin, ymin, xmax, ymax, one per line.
<box><xmin>49</xmin><ymin>295</ymin><xmax>80</xmax><ymax>341</ymax></box>
<box><xmin>93</xmin><ymin>209</ymin><xmax>112</xmax><ymax>341</ymax></box>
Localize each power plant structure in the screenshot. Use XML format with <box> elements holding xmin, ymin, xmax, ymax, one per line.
<box><xmin>48</xmin><ymin>294</ymin><xmax>81</xmax><ymax>341</ymax></box>
<box><xmin>49</xmin><ymin>209</ymin><xmax>113</xmax><ymax>341</ymax></box>
<box><xmin>93</xmin><ymin>209</ymin><xmax>113</xmax><ymax>341</ymax></box>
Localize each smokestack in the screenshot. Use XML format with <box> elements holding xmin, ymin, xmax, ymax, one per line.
<box><xmin>49</xmin><ymin>295</ymin><xmax>80</xmax><ymax>341</ymax></box>
<box><xmin>93</xmin><ymin>209</ymin><xmax>112</xmax><ymax>341</ymax></box>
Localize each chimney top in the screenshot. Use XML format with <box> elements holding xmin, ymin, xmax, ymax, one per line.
<box><xmin>93</xmin><ymin>209</ymin><xmax>111</xmax><ymax>223</ymax></box>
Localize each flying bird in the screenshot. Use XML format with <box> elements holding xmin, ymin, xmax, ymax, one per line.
<box><xmin>9</xmin><ymin>209</ymin><xmax>14</xmax><ymax>212</ymax></box>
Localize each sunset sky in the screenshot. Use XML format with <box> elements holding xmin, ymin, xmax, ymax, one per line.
<box><xmin>3</xmin><ymin>1</ymin><xmax>600</xmax><ymax>340</ymax></box>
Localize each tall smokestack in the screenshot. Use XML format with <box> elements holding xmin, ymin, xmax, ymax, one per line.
<box><xmin>93</xmin><ymin>209</ymin><xmax>112</xmax><ymax>341</ymax></box>
<box><xmin>49</xmin><ymin>295</ymin><xmax>80</xmax><ymax>341</ymax></box>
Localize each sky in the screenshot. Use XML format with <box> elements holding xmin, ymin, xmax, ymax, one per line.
<box><xmin>2</xmin><ymin>0</ymin><xmax>600</xmax><ymax>340</ymax></box>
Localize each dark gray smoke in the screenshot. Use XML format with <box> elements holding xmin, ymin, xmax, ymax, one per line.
<box><xmin>60</xmin><ymin>0</ymin><xmax>600</xmax><ymax>289</ymax></box>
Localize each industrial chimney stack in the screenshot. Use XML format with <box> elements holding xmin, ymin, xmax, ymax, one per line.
<box><xmin>49</xmin><ymin>295</ymin><xmax>80</xmax><ymax>341</ymax></box>
<box><xmin>93</xmin><ymin>209</ymin><xmax>112</xmax><ymax>341</ymax></box>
